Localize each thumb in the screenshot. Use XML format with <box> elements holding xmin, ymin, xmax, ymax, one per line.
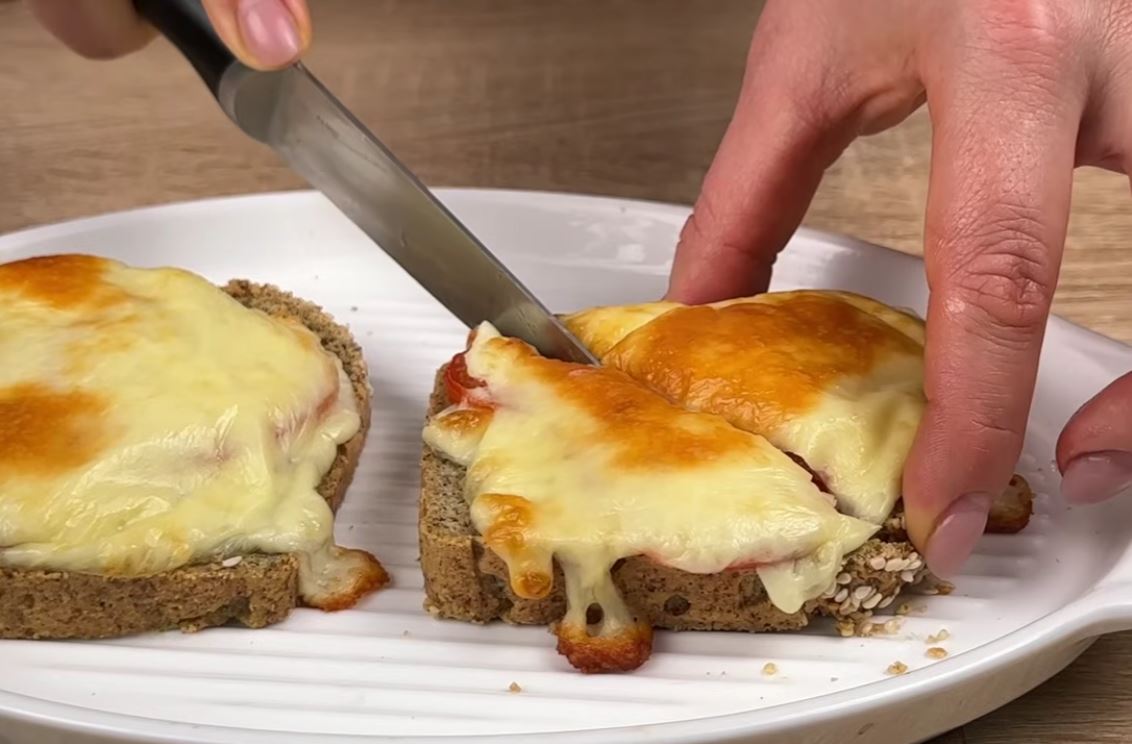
<box><xmin>1057</xmin><ymin>371</ymin><xmax>1132</xmax><ymax>504</ymax></box>
<box><xmin>201</xmin><ymin>0</ymin><xmax>311</xmax><ymax>70</ymax></box>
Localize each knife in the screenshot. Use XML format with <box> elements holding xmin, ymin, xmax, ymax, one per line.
<box><xmin>133</xmin><ymin>0</ymin><xmax>597</xmax><ymax>365</ymax></box>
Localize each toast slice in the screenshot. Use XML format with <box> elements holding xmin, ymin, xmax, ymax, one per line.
<box><xmin>420</xmin><ymin>364</ymin><xmax>1034</xmax><ymax>643</ymax></box>
<box><xmin>0</xmin><ymin>280</ymin><xmax>387</xmax><ymax>640</ymax></box>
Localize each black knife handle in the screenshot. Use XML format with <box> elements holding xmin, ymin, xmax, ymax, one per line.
<box><xmin>134</xmin><ymin>0</ymin><xmax>236</xmax><ymax>98</ymax></box>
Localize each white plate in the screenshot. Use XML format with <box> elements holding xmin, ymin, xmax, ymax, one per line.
<box><xmin>1</xmin><ymin>188</ymin><xmax>1131</xmax><ymax>744</ymax></box>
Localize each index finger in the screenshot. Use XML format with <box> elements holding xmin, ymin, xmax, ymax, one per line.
<box><xmin>664</xmin><ymin>1</ymin><xmax>862</xmax><ymax>305</ymax></box>
<box><xmin>903</xmin><ymin>29</ymin><xmax>1083</xmax><ymax>576</ymax></box>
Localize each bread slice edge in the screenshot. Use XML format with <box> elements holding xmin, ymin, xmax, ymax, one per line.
<box><xmin>419</xmin><ymin>364</ymin><xmax>945</xmax><ymax>637</ymax></box>
<box><xmin>0</xmin><ymin>280</ymin><xmax>382</xmax><ymax>640</ymax></box>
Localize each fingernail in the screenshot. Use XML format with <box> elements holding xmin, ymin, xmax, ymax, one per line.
<box><xmin>237</xmin><ymin>0</ymin><xmax>301</xmax><ymax>68</ymax></box>
<box><xmin>924</xmin><ymin>492</ymin><xmax>992</xmax><ymax>579</ymax></box>
<box><xmin>1060</xmin><ymin>450</ymin><xmax>1132</xmax><ymax>505</ymax></box>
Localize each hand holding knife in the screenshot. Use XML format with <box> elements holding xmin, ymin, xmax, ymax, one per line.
<box><xmin>133</xmin><ymin>0</ymin><xmax>597</xmax><ymax>365</ymax></box>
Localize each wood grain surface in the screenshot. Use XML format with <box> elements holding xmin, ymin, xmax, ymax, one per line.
<box><xmin>1</xmin><ymin>1</ymin><xmax>1131</xmax><ymax>741</ymax></box>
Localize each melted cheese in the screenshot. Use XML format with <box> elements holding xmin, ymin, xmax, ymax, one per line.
<box><xmin>424</xmin><ymin>324</ymin><xmax>877</xmax><ymax>623</ymax></box>
<box><xmin>563</xmin><ymin>290</ymin><xmax>925</xmax><ymax>524</ymax></box>
<box><xmin>0</xmin><ymin>255</ymin><xmax>378</xmax><ymax>607</ymax></box>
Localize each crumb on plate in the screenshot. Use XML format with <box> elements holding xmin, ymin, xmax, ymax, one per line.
<box><xmin>926</xmin><ymin>628</ymin><xmax>950</xmax><ymax>644</ymax></box>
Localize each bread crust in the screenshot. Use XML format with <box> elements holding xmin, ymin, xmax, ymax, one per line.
<box><xmin>0</xmin><ymin>281</ymin><xmax>380</xmax><ymax>640</ymax></box>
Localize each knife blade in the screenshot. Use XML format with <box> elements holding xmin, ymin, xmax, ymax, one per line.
<box><xmin>134</xmin><ymin>0</ymin><xmax>597</xmax><ymax>365</ymax></box>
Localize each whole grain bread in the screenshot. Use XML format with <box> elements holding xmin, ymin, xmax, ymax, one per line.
<box><xmin>0</xmin><ymin>280</ymin><xmax>384</xmax><ymax>640</ymax></box>
<box><xmin>418</xmin><ymin>365</ymin><xmax>1030</xmax><ymax>639</ymax></box>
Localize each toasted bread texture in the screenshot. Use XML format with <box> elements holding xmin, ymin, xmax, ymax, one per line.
<box><xmin>0</xmin><ymin>280</ymin><xmax>386</xmax><ymax>640</ymax></box>
<box><xmin>419</xmin><ymin>362</ymin><xmax>1035</xmax><ymax>671</ymax></box>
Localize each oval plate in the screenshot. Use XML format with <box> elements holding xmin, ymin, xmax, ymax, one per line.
<box><xmin>2</xmin><ymin>188</ymin><xmax>1132</xmax><ymax>744</ymax></box>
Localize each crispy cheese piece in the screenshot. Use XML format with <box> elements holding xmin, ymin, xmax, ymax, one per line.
<box><xmin>988</xmin><ymin>475</ymin><xmax>1034</xmax><ymax>534</ymax></box>
<box><xmin>564</xmin><ymin>290</ymin><xmax>926</xmax><ymax>524</ymax></box>
<box><xmin>0</xmin><ymin>255</ymin><xmax>385</xmax><ymax>610</ymax></box>
<box><xmin>424</xmin><ymin>323</ymin><xmax>877</xmax><ymax>672</ymax></box>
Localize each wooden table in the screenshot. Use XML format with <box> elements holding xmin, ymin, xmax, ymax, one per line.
<box><xmin>1</xmin><ymin>1</ymin><xmax>1130</xmax><ymax>741</ymax></box>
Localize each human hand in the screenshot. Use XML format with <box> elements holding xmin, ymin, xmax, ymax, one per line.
<box><xmin>665</xmin><ymin>0</ymin><xmax>1132</xmax><ymax>578</ymax></box>
<box><xmin>26</xmin><ymin>0</ymin><xmax>311</xmax><ymax>69</ymax></box>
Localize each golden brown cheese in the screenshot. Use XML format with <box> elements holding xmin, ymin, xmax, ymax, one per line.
<box><xmin>563</xmin><ymin>290</ymin><xmax>925</xmax><ymax>524</ymax></box>
<box><xmin>0</xmin><ymin>253</ymin><xmax>128</xmax><ymax>310</ymax></box>
<box><xmin>0</xmin><ymin>384</ymin><xmax>111</xmax><ymax>477</ymax></box>
<box><xmin>424</xmin><ymin>323</ymin><xmax>877</xmax><ymax>670</ymax></box>
<box><xmin>0</xmin><ymin>254</ymin><xmax>381</xmax><ymax>609</ymax></box>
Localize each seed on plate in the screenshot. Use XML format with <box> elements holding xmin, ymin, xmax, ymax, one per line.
<box><xmin>836</xmin><ymin>572</ymin><xmax>852</xmax><ymax>585</ymax></box>
<box><xmin>508</xmin><ymin>682</ymin><xmax>522</xmax><ymax>693</ymax></box>
<box><xmin>868</xmin><ymin>556</ymin><xmax>888</xmax><ymax>571</ymax></box>
<box><xmin>762</xmin><ymin>662</ymin><xmax>778</xmax><ymax>676</ymax></box>
<box><xmin>834</xmin><ymin>588</ymin><xmax>849</xmax><ymax>604</ymax></box>
<box><xmin>884</xmin><ymin>619</ymin><xmax>903</xmax><ymax>634</ymax></box>
<box><xmin>926</xmin><ymin>629</ymin><xmax>951</xmax><ymax>644</ymax></box>
<box><xmin>926</xmin><ymin>647</ymin><xmax>948</xmax><ymax>660</ymax></box>
<box><xmin>896</xmin><ymin>603</ymin><xmax>911</xmax><ymax>615</ymax></box>
<box><xmin>862</xmin><ymin>593</ymin><xmax>883</xmax><ymax>610</ymax></box>
<box><xmin>853</xmin><ymin>585</ymin><xmax>875</xmax><ymax>601</ymax></box>
<box><xmin>936</xmin><ymin>582</ymin><xmax>955</xmax><ymax>596</ymax></box>
<box><xmin>885</xmin><ymin>661</ymin><xmax>909</xmax><ymax>676</ymax></box>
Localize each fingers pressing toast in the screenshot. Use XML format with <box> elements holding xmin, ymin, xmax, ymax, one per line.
<box><xmin>880</xmin><ymin>474</ymin><xmax>1034</xmax><ymax>541</ymax></box>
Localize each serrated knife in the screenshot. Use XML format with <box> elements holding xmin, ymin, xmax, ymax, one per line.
<box><xmin>133</xmin><ymin>0</ymin><xmax>597</xmax><ymax>365</ymax></box>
